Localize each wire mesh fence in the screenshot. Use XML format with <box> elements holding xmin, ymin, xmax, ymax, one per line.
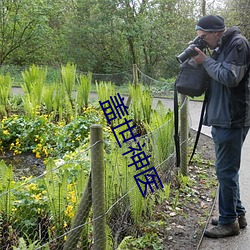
<box><xmin>0</xmin><ymin>65</ymin><xmax>190</xmax><ymax>249</ymax></box>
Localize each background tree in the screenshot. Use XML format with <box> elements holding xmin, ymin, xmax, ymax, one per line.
<box><xmin>0</xmin><ymin>0</ymin><xmax>49</xmax><ymax>65</ymax></box>
<box><xmin>220</xmin><ymin>0</ymin><xmax>250</xmax><ymax>39</ymax></box>
<box><xmin>0</xmin><ymin>0</ymin><xmax>236</xmax><ymax>80</ymax></box>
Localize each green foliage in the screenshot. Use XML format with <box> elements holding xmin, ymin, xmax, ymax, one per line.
<box><xmin>117</xmin><ymin>233</ymin><xmax>163</xmax><ymax>250</ymax></box>
<box><xmin>61</xmin><ymin>62</ymin><xmax>76</xmax><ymax>101</ymax></box>
<box><xmin>0</xmin><ymin>108</ymin><xmax>101</xmax><ymax>158</ymax></box>
<box><xmin>0</xmin><ymin>0</ymin><xmax>52</xmax><ymax>65</ymax></box>
<box><xmin>178</xmin><ymin>173</ymin><xmax>192</xmax><ymax>189</ymax></box>
<box><xmin>13</xmin><ymin>235</ymin><xmax>47</xmax><ymax>250</ymax></box>
<box><xmin>96</xmin><ymin>81</ymin><xmax>116</xmax><ymax>103</ymax></box>
<box><xmin>12</xmin><ymin>176</ymin><xmax>48</xmax><ymax>240</ymax></box>
<box><xmin>43</xmin><ymin>159</ymin><xmax>68</xmax><ymax>230</ymax></box>
<box><xmin>157</xmin><ymin>183</ymin><xmax>171</xmax><ymax>204</ymax></box>
<box><xmin>0</xmin><ymin>74</ymin><xmax>179</xmax><ymax>248</ymax></box>
<box><xmin>76</xmin><ymin>72</ymin><xmax>92</xmax><ymax>111</ymax></box>
<box><xmin>129</xmin><ymin>83</ymin><xmax>153</xmax><ymax>125</ymax></box>
<box><xmin>21</xmin><ymin>65</ymin><xmax>47</xmax><ymax>118</ymax></box>
<box><xmin>43</xmin><ymin>85</ymin><xmax>56</xmax><ymax>113</ymax></box>
<box><xmin>0</xmin><ymin>0</ymin><xmax>228</xmax><ymax>77</ymax></box>
<box><xmin>0</xmin><ymin>73</ymin><xmax>12</xmax><ymax>116</ymax></box>
<box><xmin>145</xmin><ymin>100</ymin><xmax>174</xmax><ymax>166</ymax></box>
<box><xmin>0</xmin><ymin>161</ymin><xmax>14</xmax><ymax>222</ymax></box>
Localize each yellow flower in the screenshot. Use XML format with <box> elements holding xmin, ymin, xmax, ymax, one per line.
<box><xmin>65</xmin><ymin>205</ymin><xmax>74</xmax><ymax>218</ymax></box>
<box><xmin>71</xmin><ymin>195</ymin><xmax>76</xmax><ymax>204</ymax></box>
<box><xmin>26</xmin><ymin>183</ymin><xmax>37</xmax><ymax>191</ymax></box>
<box><xmin>36</xmin><ymin>152</ymin><xmax>41</xmax><ymax>159</ymax></box>
<box><xmin>3</xmin><ymin>130</ymin><xmax>9</xmax><ymax>135</ymax></box>
<box><xmin>32</xmin><ymin>193</ymin><xmax>42</xmax><ymax>201</ymax></box>
<box><xmin>14</xmin><ymin>149</ymin><xmax>22</xmax><ymax>155</ymax></box>
<box><xmin>42</xmin><ymin>147</ymin><xmax>49</xmax><ymax>157</ymax></box>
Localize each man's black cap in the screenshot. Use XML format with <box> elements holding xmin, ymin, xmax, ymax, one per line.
<box><xmin>195</xmin><ymin>15</ymin><xmax>225</xmax><ymax>32</ymax></box>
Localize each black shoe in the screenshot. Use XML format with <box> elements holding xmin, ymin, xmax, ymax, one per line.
<box><xmin>204</xmin><ymin>222</ymin><xmax>240</xmax><ymax>238</ymax></box>
<box><xmin>211</xmin><ymin>214</ymin><xmax>247</xmax><ymax>229</ymax></box>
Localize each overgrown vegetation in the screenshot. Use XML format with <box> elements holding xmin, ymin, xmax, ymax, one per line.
<box><xmin>0</xmin><ymin>64</ymin><xmax>180</xmax><ymax>249</ymax></box>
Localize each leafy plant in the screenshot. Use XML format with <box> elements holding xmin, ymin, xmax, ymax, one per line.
<box><xmin>96</xmin><ymin>81</ymin><xmax>116</xmax><ymax>103</ymax></box>
<box><xmin>60</xmin><ymin>62</ymin><xmax>76</xmax><ymax>103</ymax></box>
<box><xmin>13</xmin><ymin>236</ymin><xmax>42</xmax><ymax>250</ymax></box>
<box><xmin>117</xmin><ymin>233</ymin><xmax>163</xmax><ymax>250</ymax></box>
<box><xmin>128</xmin><ymin>83</ymin><xmax>153</xmax><ymax>125</ymax></box>
<box><xmin>12</xmin><ymin>176</ymin><xmax>49</xmax><ymax>241</ymax></box>
<box><xmin>0</xmin><ymin>161</ymin><xmax>15</xmax><ymax>222</ymax></box>
<box><xmin>0</xmin><ymin>73</ymin><xmax>12</xmax><ymax>117</ymax></box>
<box><xmin>145</xmin><ymin>100</ymin><xmax>174</xmax><ymax>166</ymax></box>
<box><xmin>43</xmin><ymin>84</ymin><xmax>56</xmax><ymax>114</ymax></box>
<box><xmin>21</xmin><ymin>65</ymin><xmax>47</xmax><ymax>118</ymax></box>
<box><xmin>76</xmin><ymin>72</ymin><xmax>92</xmax><ymax>111</ymax></box>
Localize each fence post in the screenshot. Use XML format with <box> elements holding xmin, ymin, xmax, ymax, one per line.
<box><xmin>133</xmin><ymin>64</ymin><xmax>138</xmax><ymax>86</ymax></box>
<box><xmin>91</xmin><ymin>124</ymin><xmax>106</xmax><ymax>250</ymax></box>
<box><xmin>63</xmin><ymin>174</ymin><xmax>92</xmax><ymax>250</ymax></box>
<box><xmin>180</xmin><ymin>94</ymin><xmax>188</xmax><ymax>176</ymax></box>
<box><xmin>126</xmin><ymin>64</ymin><xmax>138</xmax><ymax>107</ymax></box>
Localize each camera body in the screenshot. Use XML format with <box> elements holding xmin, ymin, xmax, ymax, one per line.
<box><xmin>176</xmin><ymin>36</ymin><xmax>208</xmax><ymax>64</ymax></box>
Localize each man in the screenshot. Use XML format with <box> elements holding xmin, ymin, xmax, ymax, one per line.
<box><xmin>192</xmin><ymin>15</ymin><xmax>250</xmax><ymax>238</ymax></box>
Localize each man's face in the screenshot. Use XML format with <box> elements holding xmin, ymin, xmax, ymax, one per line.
<box><xmin>196</xmin><ymin>30</ymin><xmax>222</xmax><ymax>49</ymax></box>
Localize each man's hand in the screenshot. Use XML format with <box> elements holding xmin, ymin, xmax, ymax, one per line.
<box><xmin>192</xmin><ymin>47</ymin><xmax>207</xmax><ymax>64</ymax></box>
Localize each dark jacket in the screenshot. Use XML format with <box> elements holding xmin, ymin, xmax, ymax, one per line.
<box><xmin>203</xmin><ymin>26</ymin><xmax>250</xmax><ymax>128</ymax></box>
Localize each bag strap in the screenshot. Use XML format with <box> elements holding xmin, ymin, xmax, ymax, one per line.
<box><xmin>174</xmin><ymin>80</ymin><xmax>180</xmax><ymax>168</ymax></box>
<box><xmin>174</xmin><ymin>80</ymin><xmax>208</xmax><ymax>168</ymax></box>
<box><xmin>189</xmin><ymin>91</ymin><xmax>208</xmax><ymax>164</ymax></box>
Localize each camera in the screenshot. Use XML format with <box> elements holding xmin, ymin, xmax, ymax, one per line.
<box><xmin>176</xmin><ymin>36</ymin><xmax>208</xmax><ymax>64</ymax></box>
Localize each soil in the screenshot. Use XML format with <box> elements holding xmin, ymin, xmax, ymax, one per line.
<box><xmin>159</xmin><ymin>130</ymin><xmax>217</xmax><ymax>250</ymax></box>
<box><xmin>0</xmin><ymin>152</ymin><xmax>45</xmax><ymax>180</ymax></box>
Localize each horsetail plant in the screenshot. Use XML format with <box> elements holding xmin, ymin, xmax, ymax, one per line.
<box><xmin>43</xmin><ymin>159</ymin><xmax>69</xmax><ymax>239</ymax></box>
<box><xmin>43</xmin><ymin>84</ymin><xmax>56</xmax><ymax>114</ymax></box>
<box><xmin>76</xmin><ymin>72</ymin><xmax>92</xmax><ymax>113</ymax></box>
<box><xmin>60</xmin><ymin>63</ymin><xmax>76</xmax><ymax>103</ymax></box>
<box><xmin>96</xmin><ymin>81</ymin><xmax>116</xmax><ymax>103</ymax></box>
<box><xmin>0</xmin><ymin>73</ymin><xmax>12</xmax><ymax>117</ymax></box>
<box><xmin>21</xmin><ymin>65</ymin><xmax>47</xmax><ymax>118</ymax></box>
<box><xmin>129</xmin><ymin>83</ymin><xmax>152</xmax><ymax>125</ymax></box>
<box><xmin>0</xmin><ymin>161</ymin><xmax>14</xmax><ymax>223</ymax></box>
<box><xmin>145</xmin><ymin>100</ymin><xmax>175</xmax><ymax>167</ymax></box>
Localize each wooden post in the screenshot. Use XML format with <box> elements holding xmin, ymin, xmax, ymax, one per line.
<box><xmin>91</xmin><ymin>124</ymin><xmax>106</xmax><ymax>250</ymax></box>
<box><xmin>133</xmin><ymin>64</ymin><xmax>138</xmax><ymax>86</ymax></box>
<box><xmin>126</xmin><ymin>64</ymin><xmax>138</xmax><ymax>107</ymax></box>
<box><xmin>63</xmin><ymin>175</ymin><xmax>92</xmax><ymax>250</ymax></box>
<box><xmin>180</xmin><ymin>94</ymin><xmax>188</xmax><ymax>176</ymax></box>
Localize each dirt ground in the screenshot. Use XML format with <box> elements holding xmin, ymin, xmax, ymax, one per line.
<box><xmin>159</xmin><ymin>130</ymin><xmax>217</xmax><ymax>250</ymax></box>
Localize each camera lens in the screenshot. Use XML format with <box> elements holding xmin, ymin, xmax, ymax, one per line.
<box><xmin>176</xmin><ymin>44</ymin><xmax>198</xmax><ymax>63</ymax></box>
<box><xmin>176</xmin><ymin>36</ymin><xmax>208</xmax><ymax>63</ymax></box>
